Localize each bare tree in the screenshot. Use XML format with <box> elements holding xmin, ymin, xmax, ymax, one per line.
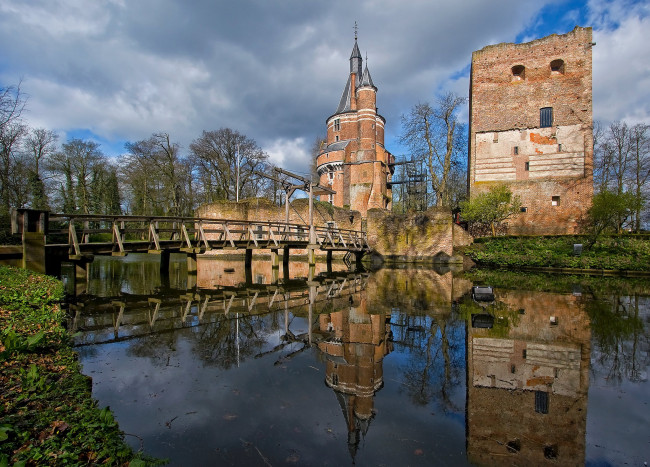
<box><xmin>400</xmin><ymin>92</ymin><xmax>467</xmax><ymax>207</ymax></box>
<box><xmin>49</xmin><ymin>139</ymin><xmax>105</xmax><ymax>214</ymax></box>
<box><xmin>189</xmin><ymin>128</ymin><xmax>268</xmax><ymax>203</ymax></box>
<box><xmin>629</xmin><ymin>124</ymin><xmax>650</xmax><ymax>232</ymax></box>
<box><xmin>24</xmin><ymin>128</ymin><xmax>58</xmax><ymax>209</ymax></box>
<box><xmin>594</xmin><ymin>121</ymin><xmax>650</xmax><ymax>231</ymax></box>
<box><xmin>122</xmin><ymin>133</ymin><xmax>191</xmax><ymax>216</ymax></box>
<box><xmin>0</xmin><ymin>83</ymin><xmax>28</xmax><ymax>216</ymax></box>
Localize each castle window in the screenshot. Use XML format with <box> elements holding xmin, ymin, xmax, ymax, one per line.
<box><xmin>558</xmin><ymin>143</ymin><xmax>562</xmax><ymax>152</ymax></box>
<box><xmin>550</xmin><ymin>59</ymin><xmax>565</xmax><ymax>74</ymax></box>
<box><xmin>525</xmin><ymin>161</ymin><xmax>529</xmax><ymax>171</ymax></box>
<box><xmin>540</xmin><ymin>107</ymin><xmax>553</xmax><ymax>128</ymax></box>
<box><xmin>328</xmin><ymin>171</ymin><xmax>334</xmax><ymax>181</ymax></box>
<box><xmin>334</xmin><ymin>119</ymin><xmax>340</xmax><ymax>131</ymax></box>
<box><xmin>335</xmin><ymin>135</ymin><xmax>339</xmax><ymax>142</ymax></box>
<box><xmin>511</xmin><ymin>65</ymin><xmax>525</xmax><ymax>81</ymax></box>
<box><xmin>520</xmin><ymin>206</ymin><xmax>528</xmax><ymax>212</ymax></box>
<box><xmin>513</xmin><ymin>146</ymin><xmax>519</xmax><ymax>155</ymax></box>
<box><xmin>535</xmin><ymin>391</ymin><xmax>549</xmax><ymax>414</ymax></box>
<box><xmin>328</xmin><ymin>194</ymin><xmax>333</xmax><ymax>205</ymax></box>
<box><xmin>551</xmin><ymin>196</ymin><xmax>560</xmax><ymax>206</ymax></box>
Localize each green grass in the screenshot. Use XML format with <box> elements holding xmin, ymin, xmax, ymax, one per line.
<box><xmin>0</xmin><ymin>266</ymin><xmax>163</xmax><ymax>466</ymax></box>
<box><xmin>463</xmin><ymin>235</ymin><xmax>650</xmax><ymax>272</ymax></box>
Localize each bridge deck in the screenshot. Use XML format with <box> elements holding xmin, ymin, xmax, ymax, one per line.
<box><xmin>43</xmin><ymin>213</ymin><xmax>370</xmax><ymax>259</ymax></box>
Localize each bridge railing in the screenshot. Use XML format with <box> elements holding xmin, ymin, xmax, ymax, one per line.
<box><xmin>46</xmin><ymin>213</ymin><xmax>370</xmax><ymax>255</ymax></box>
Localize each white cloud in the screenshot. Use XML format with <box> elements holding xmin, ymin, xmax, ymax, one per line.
<box><xmin>1</xmin><ymin>0</ymin><xmax>648</xmax><ymax>169</ymax></box>
<box><xmin>263</xmin><ymin>137</ymin><xmax>310</xmax><ymax>173</ymax></box>
<box><xmin>590</xmin><ymin>0</ymin><xmax>650</xmax><ymax>124</ymax></box>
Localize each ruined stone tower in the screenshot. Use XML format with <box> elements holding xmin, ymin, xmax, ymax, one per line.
<box><xmin>468</xmin><ymin>26</ymin><xmax>594</xmax><ymax>235</ymax></box>
<box><xmin>316</xmin><ymin>35</ymin><xmax>394</xmax><ymax>217</ymax></box>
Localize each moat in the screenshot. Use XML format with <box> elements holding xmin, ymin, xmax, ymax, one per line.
<box><xmin>69</xmin><ymin>254</ymin><xmax>649</xmax><ymax>466</ymax></box>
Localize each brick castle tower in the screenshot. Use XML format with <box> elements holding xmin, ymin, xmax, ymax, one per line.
<box><xmin>468</xmin><ymin>27</ymin><xmax>594</xmax><ymax>235</ymax></box>
<box><xmin>316</xmin><ymin>33</ymin><xmax>394</xmax><ymax>217</ymax></box>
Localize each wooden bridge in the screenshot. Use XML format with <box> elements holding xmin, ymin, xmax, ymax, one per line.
<box><xmin>11</xmin><ymin>208</ymin><xmax>371</xmax><ymax>277</ymax></box>
<box><xmin>70</xmin><ymin>271</ymin><xmax>368</xmax><ymax>347</ymax></box>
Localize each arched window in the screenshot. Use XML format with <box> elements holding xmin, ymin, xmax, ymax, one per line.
<box><xmin>511</xmin><ymin>65</ymin><xmax>525</xmax><ymax>81</ymax></box>
<box><xmin>550</xmin><ymin>59</ymin><xmax>565</xmax><ymax>74</ymax></box>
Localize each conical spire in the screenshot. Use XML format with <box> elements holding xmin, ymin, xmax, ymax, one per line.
<box><xmin>335</xmin><ymin>75</ymin><xmax>352</xmax><ymax>113</ymax></box>
<box><xmin>359</xmin><ymin>65</ymin><xmax>375</xmax><ymax>88</ymax></box>
<box><xmin>350</xmin><ymin>40</ymin><xmax>362</xmax><ymax>78</ymax></box>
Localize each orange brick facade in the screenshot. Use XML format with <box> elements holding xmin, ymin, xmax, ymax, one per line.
<box><xmin>468</xmin><ymin>27</ymin><xmax>594</xmax><ymax>234</ymax></box>
<box><xmin>316</xmin><ymin>38</ymin><xmax>394</xmax><ymax>217</ymax></box>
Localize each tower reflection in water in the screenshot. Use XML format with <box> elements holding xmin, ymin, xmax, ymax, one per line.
<box><xmin>465</xmin><ymin>289</ymin><xmax>590</xmax><ymax>465</ymax></box>
<box><xmin>317</xmin><ymin>292</ymin><xmax>393</xmax><ymax>461</ymax></box>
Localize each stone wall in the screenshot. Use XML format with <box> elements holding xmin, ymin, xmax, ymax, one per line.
<box><xmin>366</xmin><ymin>208</ymin><xmax>473</xmax><ymax>262</ymax></box>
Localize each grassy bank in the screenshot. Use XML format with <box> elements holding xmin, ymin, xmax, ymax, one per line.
<box><xmin>0</xmin><ymin>266</ymin><xmax>160</xmax><ymax>466</ymax></box>
<box><xmin>462</xmin><ymin>235</ymin><xmax>650</xmax><ymax>272</ymax></box>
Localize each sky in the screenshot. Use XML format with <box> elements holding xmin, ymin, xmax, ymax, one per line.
<box><xmin>1</xmin><ymin>0</ymin><xmax>648</xmax><ymax>177</ymax></box>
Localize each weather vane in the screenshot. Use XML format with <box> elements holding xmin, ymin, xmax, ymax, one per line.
<box><xmin>354</xmin><ymin>21</ymin><xmax>358</xmax><ymax>41</ymax></box>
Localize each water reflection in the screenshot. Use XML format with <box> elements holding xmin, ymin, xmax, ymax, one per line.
<box><xmin>463</xmin><ymin>289</ymin><xmax>590</xmax><ymax>465</ymax></box>
<box><xmin>71</xmin><ymin>259</ymin><xmax>650</xmax><ymax>466</ymax></box>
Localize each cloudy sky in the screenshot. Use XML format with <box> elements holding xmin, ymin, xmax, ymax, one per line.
<box><xmin>1</xmin><ymin>0</ymin><xmax>648</xmax><ymax>176</ymax></box>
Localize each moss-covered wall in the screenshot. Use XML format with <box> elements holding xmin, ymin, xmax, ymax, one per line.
<box><xmin>366</xmin><ymin>208</ymin><xmax>473</xmax><ymax>262</ymax></box>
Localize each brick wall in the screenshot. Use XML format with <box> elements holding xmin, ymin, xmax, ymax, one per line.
<box><xmin>469</xmin><ymin>27</ymin><xmax>593</xmax><ymax>235</ymax></box>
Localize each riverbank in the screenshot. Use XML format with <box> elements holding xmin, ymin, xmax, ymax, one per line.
<box><xmin>461</xmin><ymin>235</ymin><xmax>650</xmax><ymax>273</ymax></box>
<box><xmin>0</xmin><ymin>266</ymin><xmax>160</xmax><ymax>465</ymax></box>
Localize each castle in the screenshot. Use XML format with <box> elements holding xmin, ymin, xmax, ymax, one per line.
<box><xmin>315</xmin><ymin>35</ymin><xmax>394</xmax><ymax>217</ymax></box>
<box><xmin>314</xmin><ymin>27</ymin><xmax>593</xmax><ymax>235</ymax></box>
<box><xmin>468</xmin><ymin>26</ymin><xmax>594</xmax><ymax>235</ymax></box>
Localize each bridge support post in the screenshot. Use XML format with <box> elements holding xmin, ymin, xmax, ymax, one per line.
<box><xmin>271</xmin><ymin>266</ymin><xmax>279</xmax><ymax>284</ymax></box>
<box><xmin>160</xmin><ymin>250</ymin><xmax>170</xmax><ymax>274</ymax></box>
<box><xmin>186</xmin><ymin>253</ymin><xmax>197</xmax><ymax>274</ymax></box>
<box><xmin>270</xmin><ymin>249</ymin><xmax>279</xmax><ymax>268</ymax></box>
<box><xmin>282</xmin><ymin>247</ymin><xmax>290</xmax><ymax>280</ymax></box>
<box><xmin>307</xmin><ymin>246</ymin><xmax>316</xmax><ymax>266</ymax></box>
<box><xmin>326</xmin><ymin>250</ymin><xmax>332</xmax><ymax>273</ymax></box>
<box><xmin>355</xmin><ymin>252</ymin><xmax>364</xmax><ymax>269</ymax></box>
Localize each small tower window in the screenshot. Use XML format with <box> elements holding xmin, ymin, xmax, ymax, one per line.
<box><xmin>550</xmin><ymin>59</ymin><xmax>565</xmax><ymax>74</ymax></box>
<box><xmin>520</xmin><ymin>206</ymin><xmax>528</xmax><ymax>212</ymax></box>
<box><xmin>334</xmin><ymin>119</ymin><xmax>340</xmax><ymax>131</ymax></box>
<box><xmin>513</xmin><ymin>146</ymin><xmax>519</xmax><ymax>155</ymax></box>
<box><xmin>540</xmin><ymin>107</ymin><xmax>553</xmax><ymax>128</ymax></box>
<box><xmin>525</xmin><ymin>162</ymin><xmax>530</xmax><ymax>171</ymax></box>
<box><xmin>551</xmin><ymin>196</ymin><xmax>560</xmax><ymax>206</ymax></box>
<box><xmin>335</xmin><ymin>135</ymin><xmax>339</xmax><ymax>142</ymax></box>
<box><xmin>511</xmin><ymin>65</ymin><xmax>525</xmax><ymax>81</ymax></box>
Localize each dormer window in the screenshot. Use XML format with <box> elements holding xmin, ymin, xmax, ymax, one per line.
<box><xmin>511</xmin><ymin>65</ymin><xmax>525</xmax><ymax>81</ymax></box>
<box><xmin>550</xmin><ymin>59</ymin><xmax>565</xmax><ymax>74</ymax></box>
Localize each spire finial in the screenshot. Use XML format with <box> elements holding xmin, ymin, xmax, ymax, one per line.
<box><xmin>354</xmin><ymin>21</ymin><xmax>358</xmax><ymax>41</ymax></box>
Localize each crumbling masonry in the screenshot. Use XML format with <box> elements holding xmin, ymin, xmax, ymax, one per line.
<box><xmin>468</xmin><ymin>26</ymin><xmax>594</xmax><ymax>235</ymax></box>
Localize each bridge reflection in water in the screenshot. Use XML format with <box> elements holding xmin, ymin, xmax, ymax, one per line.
<box><xmin>71</xmin><ymin>261</ymin><xmax>647</xmax><ymax>465</ymax></box>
